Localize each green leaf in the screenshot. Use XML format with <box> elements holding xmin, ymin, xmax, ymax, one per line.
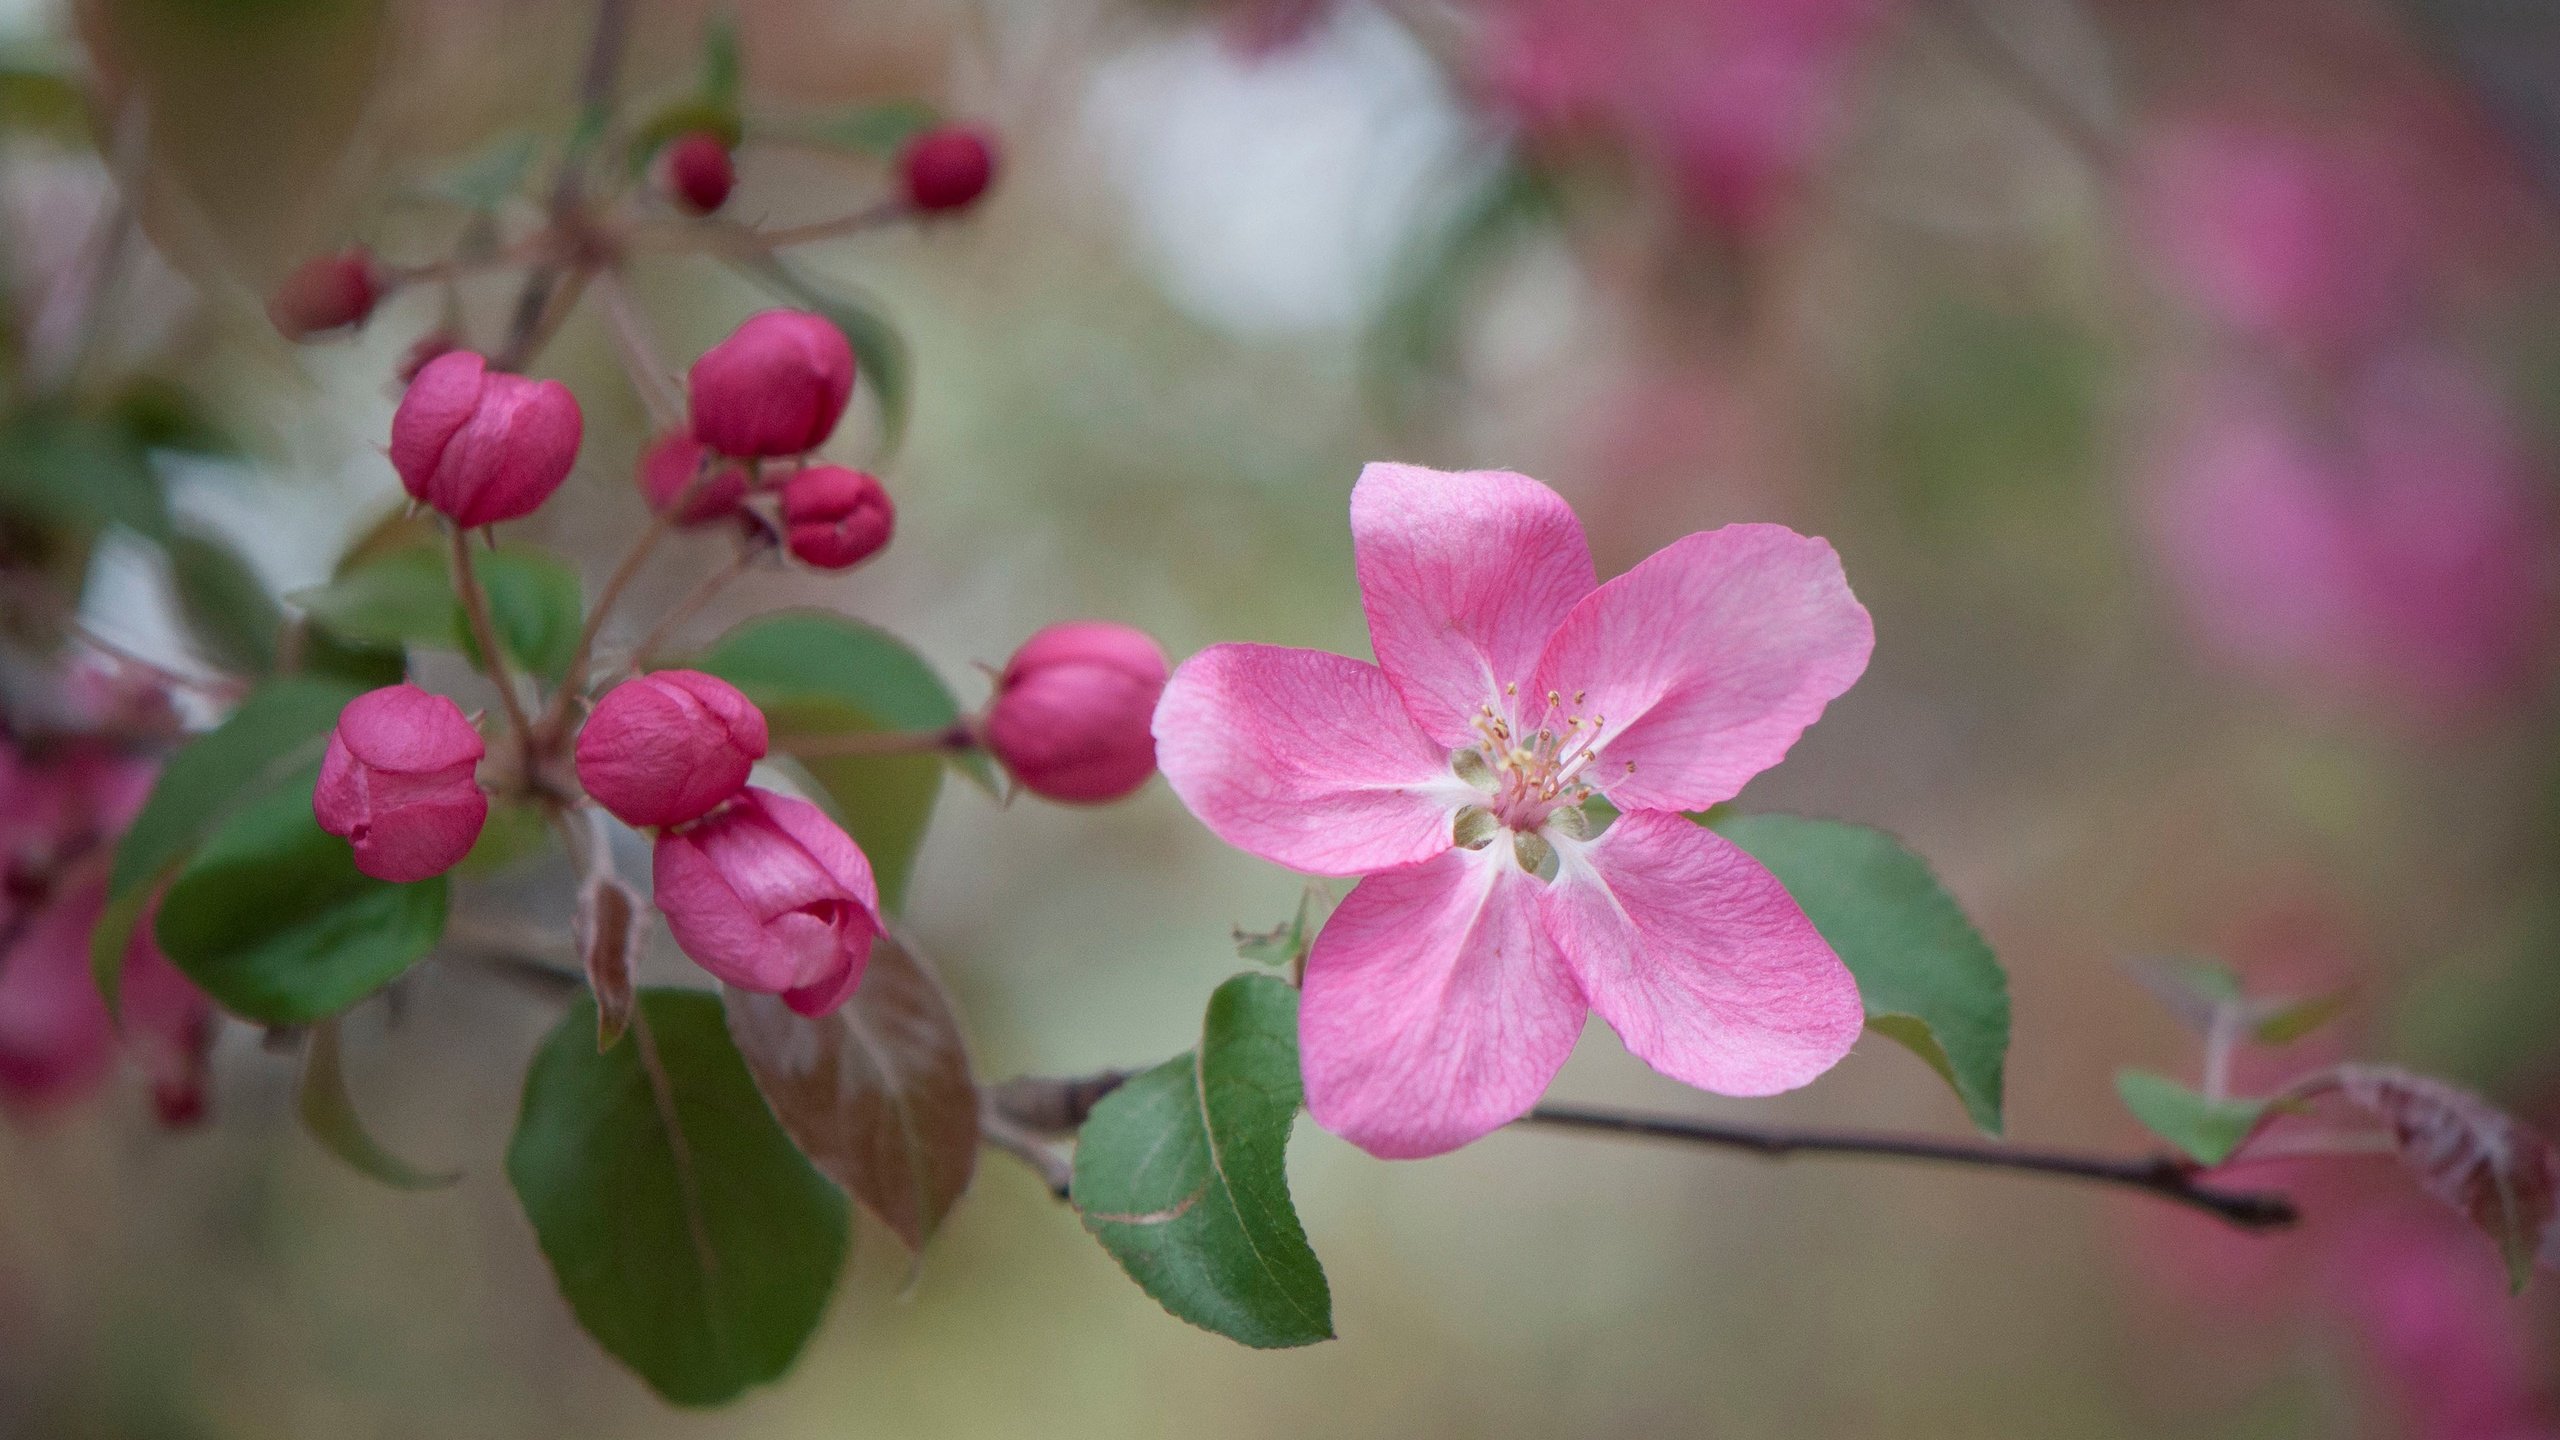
<box><xmin>698</xmin><ymin>14</ymin><xmax>741</xmax><ymax>106</ymax></box>
<box><xmin>685</xmin><ymin>610</ymin><xmax>978</xmax><ymax>912</ymax></box>
<box><xmin>166</xmin><ymin>527</ymin><xmax>283</xmax><ymax>675</ymax></box>
<box><xmin>110</xmin><ymin>376</ymin><xmax>243</xmax><ymax>457</ymax></box>
<box><xmin>0</xmin><ymin>409</ymin><xmax>169</xmax><ymax>539</ymax></box>
<box><xmin>508</xmin><ymin>990</ymin><xmax>850</xmax><ymax>1407</ymax></box>
<box><xmin>299</xmin><ymin>1018</ymin><xmax>459</xmax><ymax>1190</ymax></box>
<box><xmin>801</xmin><ymin>99</ymin><xmax>938</xmax><ymax>157</ymax></box>
<box><xmin>1072</xmin><ymin>973</ymin><xmax>1333</xmax><ymax>1349</ymax></box>
<box><xmin>291</xmin><ymin>542</ymin><xmax>582</xmax><ymax>680</ymax></box>
<box><xmin>93</xmin><ymin>676</ymin><xmax>362</xmax><ymax>1011</ymax></box>
<box><xmin>2115</xmin><ymin>1069</ymin><xmax>2269</xmax><ymax>1166</ymax></box>
<box><xmin>730</xmin><ymin>255</ymin><xmax>912</xmax><ymax>455</ymax></box>
<box><xmin>2253</xmin><ymin>990</ymin><xmax>2355</xmax><ymax>1046</ymax></box>
<box><xmin>1712</xmin><ymin>814</ymin><xmax>2011</xmax><ymax>1135</ymax></box>
<box><xmin>1233</xmin><ymin>887</ymin><xmax>1320</xmax><ymax>967</ymax></box>
<box><xmin>153</xmin><ymin>779</ymin><xmax>447</xmax><ymax>1025</ymax></box>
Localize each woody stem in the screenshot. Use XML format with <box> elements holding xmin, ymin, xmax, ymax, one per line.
<box><xmin>448</xmin><ymin>525</ymin><xmax>536</xmax><ymax>739</ymax></box>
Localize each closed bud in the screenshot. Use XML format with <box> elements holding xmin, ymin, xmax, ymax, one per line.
<box><xmin>637</xmin><ymin>431</ymin><xmax>749</xmax><ymax>527</ymax></box>
<box><xmin>652</xmin><ymin>787</ymin><xmax>880</xmax><ymax>1015</ymax></box>
<box><xmin>390</xmin><ymin>350</ymin><xmax>583</xmax><ymax>527</ymax></box>
<box><xmin>781</xmin><ymin>465</ymin><xmax>894</xmax><ymax>569</ymax></box>
<box><xmin>268</xmin><ymin>247</ymin><xmax>384</xmax><ymax>340</ymax></box>
<box><xmin>899</xmin><ymin>125</ymin><xmax>998</xmax><ymax>213</ymax></box>
<box><xmin>686</xmin><ymin>310</ymin><xmax>855</xmax><ymax>459</ymax></box>
<box><xmin>312</xmin><ymin>684</ymin><xmax>488</xmax><ymax>882</ymax></box>
<box><xmin>574</xmin><ymin>670</ymin><xmax>768</xmax><ymax>829</ymax></box>
<box><xmin>983</xmin><ymin>622</ymin><xmax>1168</xmax><ymax>803</ymax></box>
<box><xmin>662</xmin><ymin>131</ymin><xmax>737</xmax><ymax>215</ymax></box>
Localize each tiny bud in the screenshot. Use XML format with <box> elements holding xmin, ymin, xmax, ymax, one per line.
<box><xmin>662</xmin><ymin>131</ymin><xmax>737</xmax><ymax>215</ymax></box>
<box><xmin>268</xmin><ymin>247</ymin><xmax>384</xmax><ymax>340</ymax></box>
<box><xmin>390</xmin><ymin>350</ymin><xmax>583</xmax><ymax>528</ymax></box>
<box><xmin>652</xmin><ymin>788</ymin><xmax>881</xmax><ymax>1015</ymax></box>
<box><xmin>312</xmin><ymin>684</ymin><xmax>488</xmax><ymax>882</ymax></box>
<box><xmin>574</xmin><ymin>670</ymin><xmax>769</xmax><ymax>829</ymax></box>
<box><xmin>780</xmin><ymin>465</ymin><xmax>894</xmax><ymax>569</ymax></box>
<box><xmin>686</xmin><ymin>310</ymin><xmax>856</xmax><ymax>460</ymax></box>
<box><xmin>983</xmin><ymin>622</ymin><xmax>1169</xmax><ymax>804</ymax></box>
<box><xmin>637</xmin><ymin>430</ymin><xmax>749</xmax><ymax>527</ymax></box>
<box><xmin>899</xmin><ymin>125</ymin><xmax>998</xmax><ymax>213</ymax></box>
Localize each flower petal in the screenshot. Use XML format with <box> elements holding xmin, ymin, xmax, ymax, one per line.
<box><xmin>1301</xmin><ymin>847</ymin><xmax>1586</xmax><ymax>1158</ymax></box>
<box><xmin>1541</xmin><ymin>810</ymin><xmax>1861</xmax><ymax>1097</ymax></box>
<box><xmin>1352</xmin><ymin>463</ymin><xmax>1596</xmax><ymax>745</ymax></box>
<box><xmin>1529</xmin><ymin>524</ymin><xmax>1870</xmax><ymax>812</ymax></box>
<box><xmin>1153</xmin><ymin>643</ymin><xmax>1468</xmax><ymax>876</ymax></box>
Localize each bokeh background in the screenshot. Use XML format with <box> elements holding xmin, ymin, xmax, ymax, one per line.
<box><xmin>3</xmin><ymin>0</ymin><xmax>2558</xmax><ymax>1434</ymax></box>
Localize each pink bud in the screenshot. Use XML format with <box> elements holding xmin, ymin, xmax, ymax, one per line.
<box><xmin>312</xmin><ymin>684</ymin><xmax>489</xmax><ymax>882</ymax></box>
<box><xmin>390</xmin><ymin>350</ymin><xmax>583</xmax><ymax>528</ymax></box>
<box><xmin>780</xmin><ymin>465</ymin><xmax>894</xmax><ymax>569</ymax></box>
<box><xmin>983</xmin><ymin>622</ymin><xmax>1168</xmax><ymax>803</ymax></box>
<box><xmin>268</xmin><ymin>247</ymin><xmax>384</xmax><ymax>340</ymax></box>
<box><xmin>899</xmin><ymin>125</ymin><xmax>998</xmax><ymax>213</ymax></box>
<box><xmin>0</xmin><ymin>883</ymin><xmax>116</xmax><ymax>1112</ymax></box>
<box><xmin>651</xmin><ymin>787</ymin><xmax>880</xmax><ymax>1015</ymax></box>
<box><xmin>686</xmin><ymin>310</ymin><xmax>855</xmax><ymax>460</ymax></box>
<box><xmin>663</xmin><ymin>131</ymin><xmax>737</xmax><ymax>215</ymax></box>
<box><xmin>574</xmin><ymin>670</ymin><xmax>768</xmax><ymax>829</ymax></box>
<box><xmin>636</xmin><ymin>431</ymin><xmax>749</xmax><ymax>527</ymax></box>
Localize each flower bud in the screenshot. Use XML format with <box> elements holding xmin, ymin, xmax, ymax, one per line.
<box><xmin>652</xmin><ymin>787</ymin><xmax>880</xmax><ymax>1015</ymax></box>
<box><xmin>390</xmin><ymin>350</ymin><xmax>583</xmax><ymax>528</ymax></box>
<box><xmin>268</xmin><ymin>247</ymin><xmax>384</xmax><ymax>340</ymax></box>
<box><xmin>637</xmin><ymin>431</ymin><xmax>749</xmax><ymax>527</ymax></box>
<box><xmin>312</xmin><ymin>684</ymin><xmax>488</xmax><ymax>882</ymax></box>
<box><xmin>781</xmin><ymin>465</ymin><xmax>894</xmax><ymax>569</ymax></box>
<box><xmin>662</xmin><ymin>131</ymin><xmax>737</xmax><ymax>215</ymax></box>
<box><xmin>899</xmin><ymin>125</ymin><xmax>998</xmax><ymax>213</ymax></box>
<box><xmin>686</xmin><ymin>310</ymin><xmax>855</xmax><ymax>460</ymax></box>
<box><xmin>983</xmin><ymin>622</ymin><xmax>1168</xmax><ymax>803</ymax></box>
<box><xmin>574</xmin><ymin>670</ymin><xmax>768</xmax><ymax>829</ymax></box>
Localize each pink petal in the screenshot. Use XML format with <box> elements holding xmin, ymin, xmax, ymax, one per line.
<box><xmin>1152</xmin><ymin>643</ymin><xmax>1468</xmax><ymax>876</ymax></box>
<box><xmin>1529</xmin><ymin>524</ymin><xmax>1870</xmax><ymax>813</ymax></box>
<box><xmin>1301</xmin><ymin>847</ymin><xmax>1586</xmax><ymax>1158</ymax></box>
<box><xmin>1541</xmin><ymin>810</ymin><xmax>1861</xmax><ymax>1096</ymax></box>
<box><xmin>1352</xmin><ymin>463</ymin><xmax>1595</xmax><ymax>745</ymax></box>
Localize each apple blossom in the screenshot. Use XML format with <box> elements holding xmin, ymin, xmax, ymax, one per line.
<box><xmin>574</xmin><ymin>670</ymin><xmax>768</xmax><ymax>829</ymax></box>
<box><xmin>779</xmin><ymin>465</ymin><xmax>894</xmax><ymax>570</ymax></box>
<box><xmin>651</xmin><ymin>787</ymin><xmax>881</xmax><ymax>1016</ymax></box>
<box><xmin>390</xmin><ymin>349</ymin><xmax>584</xmax><ymax>527</ymax></box>
<box><xmin>899</xmin><ymin>126</ymin><xmax>997</xmax><ymax>212</ymax></box>
<box><xmin>313</xmin><ymin>684</ymin><xmax>490</xmax><ymax>883</ymax></box>
<box><xmin>636</xmin><ymin>430</ymin><xmax>749</xmax><ymax>527</ymax></box>
<box><xmin>985</xmin><ymin>622</ymin><xmax>1167</xmax><ymax>804</ymax></box>
<box><xmin>686</xmin><ymin>310</ymin><xmax>855</xmax><ymax>460</ymax></box>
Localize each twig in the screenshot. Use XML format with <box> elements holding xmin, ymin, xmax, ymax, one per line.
<box><xmin>594</xmin><ymin>268</ymin><xmax>683</xmax><ymax>428</ymax></box>
<box><xmin>541</xmin><ymin>505</ymin><xmax>676</xmax><ymax>738</ymax></box>
<box><xmin>980</xmin><ymin>1107</ymin><xmax>1075</xmax><ymax>1199</ymax></box>
<box><xmin>448</xmin><ymin>525</ymin><xmax>536</xmax><ymax>738</ymax></box>
<box><xmin>1518</xmin><ymin>1103</ymin><xmax>2296</xmax><ymax>1230</ymax></box>
<box><xmin>982</xmin><ymin>1073</ymin><xmax>2299</xmax><ymax>1231</ymax></box>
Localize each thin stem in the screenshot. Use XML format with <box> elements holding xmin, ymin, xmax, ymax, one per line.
<box><xmin>1517</xmin><ymin>1104</ymin><xmax>2296</xmax><ymax>1230</ymax></box>
<box><xmin>777</xmin><ymin>725</ymin><xmax>973</xmax><ymax>760</ymax></box>
<box><xmin>626</xmin><ymin>200</ymin><xmax>908</xmax><ymax>260</ymax></box>
<box><xmin>980</xmin><ymin>1108</ymin><xmax>1075</xmax><ymax>1199</ymax></box>
<box><xmin>448</xmin><ymin>525</ymin><xmax>536</xmax><ymax>739</ymax></box>
<box><xmin>626</xmin><ymin>541</ymin><xmax>763</xmax><ymax>672</ymax></box>
<box><xmin>542</xmin><ymin>507</ymin><xmax>676</xmax><ymax>740</ymax></box>
<box><xmin>594</xmin><ymin>267</ymin><xmax>684</xmax><ymax>428</ymax></box>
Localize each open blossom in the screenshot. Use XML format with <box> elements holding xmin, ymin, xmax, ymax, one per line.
<box><xmin>575</xmin><ymin>670</ymin><xmax>768</xmax><ymax>829</ymax></box>
<box><xmin>313</xmin><ymin>685</ymin><xmax>489</xmax><ymax>882</ymax></box>
<box><xmin>1154</xmin><ymin>463</ymin><xmax>1871</xmax><ymax>1157</ymax></box>
<box><xmin>2143</xmin><ymin>354</ymin><xmax>2554</xmax><ymax>715</ymax></box>
<box><xmin>652</xmin><ymin>787</ymin><xmax>881</xmax><ymax>1015</ymax></box>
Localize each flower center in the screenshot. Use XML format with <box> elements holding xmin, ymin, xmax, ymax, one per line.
<box><xmin>1452</xmin><ymin>687</ymin><xmax>1621</xmax><ymax>842</ymax></box>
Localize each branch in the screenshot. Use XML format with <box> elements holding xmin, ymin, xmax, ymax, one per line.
<box><xmin>985</xmin><ymin>1073</ymin><xmax>2299</xmax><ymax>1231</ymax></box>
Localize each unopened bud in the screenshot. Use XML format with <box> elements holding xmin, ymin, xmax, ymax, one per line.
<box><xmin>312</xmin><ymin>684</ymin><xmax>488</xmax><ymax>882</ymax></box>
<box><xmin>268</xmin><ymin>247</ymin><xmax>384</xmax><ymax>340</ymax></box>
<box><xmin>686</xmin><ymin>310</ymin><xmax>855</xmax><ymax>459</ymax></box>
<box><xmin>899</xmin><ymin>125</ymin><xmax>998</xmax><ymax>213</ymax></box>
<box><xmin>780</xmin><ymin>465</ymin><xmax>894</xmax><ymax>569</ymax></box>
<box><xmin>390</xmin><ymin>350</ymin><xmax>583</xmax><ymax>527</ymax></box>
<box><xmin>637</xmin><ymin>431</ymin><xmax>749</xmax><ymax>527</ymax></box>
<box><xmin>982</xmin><ymin>622</ymin><xmax>1168</xmax><ymax>804</ymax></box>
<box><xmin>574</xmin><ymin>670</ymin><xmax>768</xmax><ymax>829</ymax></box>
<box><xmin>662</xmin><ymin>131</ymin><xmax>737</xmax><ymax>215</ymax></box>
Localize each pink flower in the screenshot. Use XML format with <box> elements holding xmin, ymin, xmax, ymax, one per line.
<box><xmin>2143</xmin><ymin>354</ymin><xmax>2555</xmax><ymax>715</ymax></box>
<box><xmin>267</xmin><ymin>246</ymin><xmax>383</xmax><ymax>341</ymax></box>
<box><xmin>635</xmin><ymin>431</ymin><xmax>749</xmax><ymax>527</ymax></box>
<box><xmin>779</xmin><ymin>465</ymin><xmax>895</xmax><ymax>570</ymax></box>
<box><xmin>2335</xmin><ymin>1210</ymin><xmax>2560</xmax><ymax>1440</ymax></box>
<box><xmin>0</xmin><ymin>883</ymin><xmax>214</xmax><ymax>1124</ymax></box>
<box><xmin>686</xmin><ymin>310</ymin><xmax>855</xmax><ymax>460</ymax></box>
<box><xmin>574</xmin><ymin>670</ymin><xmax>768</xmax><ymax>829</ymax></box>
<box><xmin>1153</xmin><ymin>463</ymin><xmax>1871</xmax><ymax>1157</ymax></box>
<box><xmin>389</xmin><ymin>350</ymin><xmax>584</xmax><ymax>528</ymax></box>
<box><xmin>899</xmin><ymin>126</ymin><xmax>999</xmax><ymax>213</ymax></box>
<box><xmin>985</xmin><ymin>622</ymin><xmax>1168</xmax><ymax>804</ymax></box>
<box><xmin>661</xmin><ymin>131</ymin><xmax>736</xmax><ymax>215</ymax></box>
<box><xmin>312</xmin><ymin>684</ymin><xmax>489</xmax><ymax>882</ymax></box>
<box><xmin>651</xmin><ymin>787</ymin><xmax>881</xmax><ymax>1015</ymax></box>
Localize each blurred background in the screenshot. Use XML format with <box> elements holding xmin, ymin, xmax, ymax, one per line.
<box><xmin>2</xmin><ymin>0</ymin><xmax>2557</xmax><ymax>1434</ymax></box>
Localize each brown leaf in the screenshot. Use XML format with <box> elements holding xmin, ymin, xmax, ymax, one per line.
<box><xmin>2316</xmin><ymin>1063</ymin><xmax>2560</xmax><ymax>1292</ymax></box>
<box><xmin>722</xmin><ymin>931</ymin><xmax>978</xmax><ymax>1255</ymax></box>
<box><xmin>575</xmin><ymin>876</ymin><xmax>641</xmax><ymax>1051</ymax></box>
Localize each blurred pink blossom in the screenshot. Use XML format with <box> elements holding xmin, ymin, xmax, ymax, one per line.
<box><xmin>2334</xmin><ymin>1209</ymin><xmax>2559</xmax><ymax>1440</ymax></box>
<box><xmin>2142</xmin><ymin>354</ymin><xmax>2555</xmax><ymax>716</ymax></box>
<box><xmin>1480</xmin><ymin>0</ymin><xmax>1897</xmax><ymax>236</ymax></box>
